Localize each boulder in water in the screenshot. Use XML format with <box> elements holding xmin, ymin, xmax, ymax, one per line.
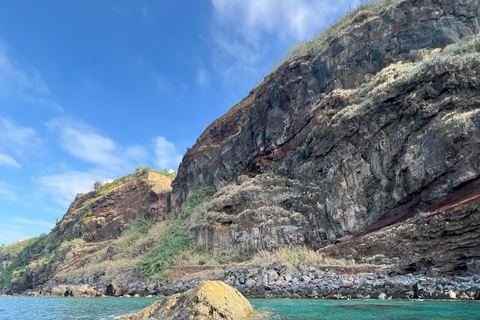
<box><xmin>122</xmin><ymin>281</ymin><xmax>254</xmax><ymax>320</ymax></box>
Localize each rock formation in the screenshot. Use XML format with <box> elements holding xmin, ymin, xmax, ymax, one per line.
<box><xmin>170</xmin><ymin>0</ymin><xmax>480</xmax><ymax>274</ymax></box>
<box><xmin>3</xmin><ymin>0</ymin><xmax>480</xmax><ymax>297</ymax></box>
<box><xmin>122</xmin><ymin>281</ymin><xmax>255</xmax><ymax>320</ymax></box>
<box><xmin>56</xmin><ymin>169</ymin><xmax>173</xmax><ymax>242</ymax></box>
<box><xmin>0</xmin><ymin>168</ymin><xmax>175</xmax><ymax>293</ymax></box>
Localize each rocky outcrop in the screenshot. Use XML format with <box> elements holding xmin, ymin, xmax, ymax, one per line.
<box><xmin>173</xmin><ymin>0</ymin><xmax>480</xmax><ymax>207</ymax></box>
<box><xmin>56</xmin><ymin>172</ymin><xmax>174</xmax><ymax>242</ymax></box>
<box><xmin>170</xmin><ymin>0</ymin><xmax>480</xmax><ymax>271</ymax></box>
<box><xmin>106</xmin><ymin>283</ymin><xmax>124</xmax><ymax>297</ymax></box>
<box><xmin>122</xmin><ymin>281</ymin><xmax>255</xmax><ymax>320</ymax></box>
<box><xmin>319</xmin><ymin>188</ymin><xmax>480</xmax><ymax>274</ymax></box>
<box><xmin>0</xmin><ymin>168</ymin><xmax>176</xmax><ymax>294</ymax></box>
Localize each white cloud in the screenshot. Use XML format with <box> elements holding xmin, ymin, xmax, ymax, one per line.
<box><xmin>48</xmin><ymin>118</ymin><xmax>119</xmax><ymax>167</ymax></box>
<box><xmin>210</xmin><ymin>0</ymin><xmax>362</xmax><ymax>81</ymax></box>
<box><xmin>212</xmin><ymin>0</ymin><xmax>361</xmax><ymax>43</ymax></box>
<box><xmin>0</xmin><ymin>48</ymin><xmax>49</xmax><ymax>95</ymax></box>
<box><xmin>0</xmin><ymin>152</ymin><xmax>21</xmax><ymax>168</ymax></box>
<box><xmin>37</xmin><ymin>170</ymin><xmax>104</xmax><ymax>207</ymax></box>
<box><xmin>0</xmin><ymin>117</ymin><xmax>39</xmax><ymax>157</ymax></box>
<box><xmin>153</xmin><ymin>136</ymin><xmax>182</xmax><ymax>171</ymax></box>
<box><xmin>0</xmin><ymin>39</ymin><xmax>62</xmax><ymax>111</ymax></box>
<box><xmin>42</xmin><ymin>118</ymin><xmax>184</xmax><ymax>206</ymax></box>
<box><xmin>0</xmin><ymin>181</ymin><xmax>19</xmax><ymax>201</ymax></box>
<box><xmin>0</xmin><ymin>118</ymin><xmax>39</xmax><ymax>169</ymax></box>
<box><xmin>196</xmin><ymin>68</ymin><xmax>210</xmax><ymax>87</ymax></box>
<box><xmin>47</xmin><ymin>117</ymin><xmax>146</xmax><ymax>170</ymax></box>
<box><xmin>11</xmin><ymin>217</ymin><xmax>55</xmax><ymax>229</ymax></box>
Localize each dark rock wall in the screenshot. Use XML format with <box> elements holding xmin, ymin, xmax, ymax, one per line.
<box><xmin>172</xmin><ymin>0</ymin><xmax>480</xmax><ymax>208</ymax></box>
<box><xmin>171</xmin><ymin>0</ymin><xmax>480</xmax><ymax>265</ymax></box>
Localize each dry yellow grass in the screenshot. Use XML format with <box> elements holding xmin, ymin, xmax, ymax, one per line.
<box><xmin>250</xmin><ymin>246</ymin><xmax>355</xmax><ymax>272</ymax></box>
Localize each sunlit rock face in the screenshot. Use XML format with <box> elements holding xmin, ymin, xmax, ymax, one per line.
<box><xmin>171</xmin><ymin>0</ymin><xmax>480</xmax><ymax>273</ymax></box>
<box><xmin>121</xmin><ymin>281</ymin><xmax>256</xmax><ymax>320</ymax></box>
<box><xmin>56</xmin><ymin>172</ymin><xmax>174</xmax><ymax>242</ymax></box>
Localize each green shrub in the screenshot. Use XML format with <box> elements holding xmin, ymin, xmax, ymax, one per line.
<box><xmin>149</xmin><ymin>169</ymin><xmax>177</xmax><ymax>178</ymax></box>
<box><xmin>136</xmin><ymin>222</ymin><xmax>192</xmax><ymax>279</ymax></box>
<box><xmin>179</xmin><ymin>186</ymin><xmax>215</xmax><ymax>221</ymax></box>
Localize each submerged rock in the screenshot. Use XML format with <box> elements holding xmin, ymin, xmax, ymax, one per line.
<box><xmin>123</xmin><ymin>281</ymin><xmax>255</xmax><ymax>320</ymax></box>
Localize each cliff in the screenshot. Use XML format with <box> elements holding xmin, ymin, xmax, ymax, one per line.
<box><xmin>172</xmin><ymin>0</ymin><xmax>480</xmax><ymax>274</ymax></box>
<box><xmin>56</xmin><ymin>168</ymin><xmax>173</xmax><ymax>242</ymax></box>
<box><xmin>0</xmin><ymin>167</ymin><xmax>175</xmax><ymax>293</ymax></box>
<box><xmin>3</xmin><ymin>0</ymin><xmax>480</xmax><ymax>296</ymax></box>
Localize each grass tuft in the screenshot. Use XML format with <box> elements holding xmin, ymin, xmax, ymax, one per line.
<box><xmin>250</xmin><ymin>246</ymin><xmax>355</xmax><ymax>273</ymax></box>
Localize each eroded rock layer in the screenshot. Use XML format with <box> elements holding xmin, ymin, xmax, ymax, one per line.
<box><xmin>173</xmin><ymin>0</ymin><xmax>480</xmax><ymax>271</ymax></box>
<box><xmin>56</xmin><ymin>173</ymin><xmax>173</xmax><ymax>242</ymax></box>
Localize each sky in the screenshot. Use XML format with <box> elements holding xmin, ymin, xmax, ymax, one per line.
<box><xmin>0</xmin><ymin>0</ymin><xmax>364</xmax><ymax>245</ymax></box>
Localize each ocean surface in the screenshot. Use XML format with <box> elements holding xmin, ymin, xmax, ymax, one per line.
<box><xmin>1</xmin><ymin>297</ymin><xmax>480</xmax><ymax>320</ymax></box>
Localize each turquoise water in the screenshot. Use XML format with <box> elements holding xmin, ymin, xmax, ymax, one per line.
<box><xmin>250</xmin><ymin>299</ymin><xmax>480</xmax><ymax>320</ymax></box>
<box><xmin>1</xmin><ymin>297</ymin><xmax>480</xmax><ymax>320</ymax></box>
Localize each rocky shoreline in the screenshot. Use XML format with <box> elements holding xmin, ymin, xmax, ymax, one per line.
<box><xmin>6</xmin><ymin>266</ymin><xmax>480</xmax><ymax>301</ymax></box>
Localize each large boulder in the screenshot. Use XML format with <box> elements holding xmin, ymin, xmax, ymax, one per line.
<box><xmin>65</xmin><ymin>285</ymin><xmax>85</xmax><ymax>297</ymax></box>
<box><xmin>106</xmin><ymin>283</ymin><xmax>124</xmax><ymax>297</ymax></box>
<box><xmin>51</xmin><ymin>285</ymin><xmax>67</xmax><ymax>296</ymax></box>
<box><xmin>122</xmin><ymin>281</ymin><xmax>255</xmax><ymax>320</ymax></box>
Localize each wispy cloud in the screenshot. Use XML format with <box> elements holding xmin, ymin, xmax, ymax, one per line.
<box><xmin>37</xmin><ymin>170</ymin><xmax>105</xmax><ymax>207</ymax></box>
<box><xmin>0</xmin><ymin>181</ymin><xmax>19</xmax><ymax>201</ymax></box>
<box><xmin>155</xmin><ymin>73</ymin><xmax>173</xmax><ymax>94</ymax></box>
<box><xmin>47</xmin><ymin>118</ymin><xmax>119</xmax><ymax>167</ymax></box>
<box><xmin>11</xmin><ymin>217</ymin><xmax>55</xmax><ymax>229</ymax></box>
<box><xmin>0</xmin><ymin>117</ymin><xmax>39</xmax><ymax>155</ymax></box>
<box><xmin>0</xmin><ymin>39</ymin><xmax>62</xmax><ymax>111</ymax></box>
<box><xmin>196</xmin><ymin>68</ymin><xmax>210</xmax><ymax>87</ymax></box>
<box><xmin>42</xmin><ymin>118</ymin><xmax>183</xmax><ymax>206</ymax></box>
<box><xmin>153</xmin><ymin>136</ymin><xmax>182</xmax><ymax>171</ymax></box>
<box><xmin>210</xmin><ymin>0</ymin><xmax>362</xmax><ymax>80</ymax></box>
<box><xmin>0</xmin><ymin>117</ymin><xmax>39</xmax><ymax>168</ymax></box>
<box><xmin>0</xmin><ymin>152</ymin><xmax>21</xmax><ymax>168</ymax></box>
<box><xmin>46</xmin><ymin>117</ymin><xmax>148</xmax><ymax>171</ymax></box>
<box><xmin>212</xmin><ymin>0</ymin><xmax>362</xmax><ymax>43</ymax></box>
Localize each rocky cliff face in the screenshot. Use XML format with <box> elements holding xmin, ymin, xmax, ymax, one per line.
<box><xmin>56</xmin><ymin>172</ymin><xmax>172</xmax><ymax>242</ymax></box>
<box><xmin>0</xmin><ymin>169</ymin><xmax>175</xmax><ymax>293</ymax></box>
<box><xmin>173</xmin><ymin>0</ymin><xmax>480</xmax><ymax>205</ymax></box>
<box><xmin>172</xmin><ymin>0</ymin><xmax>480</xmax><ymax>273</ymax></box>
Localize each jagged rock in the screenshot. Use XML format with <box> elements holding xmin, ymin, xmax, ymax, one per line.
<box><xmin>106</xmin><ymin>283</ymin><xmax>123</xmax><ymax>297</ymax></box>
<box><xmin>474</xmin><ymin>290</ymin><xmax>480</xmax><ymax>300</ymax></box>
<box><xmin>122</xmin><ymin>281</ymin><xmax>255</xmax><ymax>320</ymax></box>
<box><xmin>65</xmin><ymin>285</ymin><xmax>85</xmax><ymax>297</ymax></box>
<box><xmin>50</xmin><ymin>285</ymin><xmax>67</xmax><ymax>296</ymax></box>
<box><xmin>57</xmin><ymin>173</ymin><xmax>174</xmax><ymax>242</ymax></box>
<box><xmin>163</xmin><ymin>0</ymin><xmax>480</xmax><ymax>277</ymax></box>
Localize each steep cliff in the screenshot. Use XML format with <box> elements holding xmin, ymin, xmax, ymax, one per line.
<box><xmin>55</xmin><ymin>168</ymin><xmax>173</xmax><ymax>242</ymax></box>
<box><xmin>0</xmin><ymin>168</ymin><xmax>175</xmax><ymax>293</ymax></box>
<box><xmin>172</xmin><ymin>0</ymin><xmax>480</xmax><ymax>274</ymax></box>
<box><xmin>3</xmin><ymin>0</ymin><xmax>480</xmax><ymax>295</ymax></box>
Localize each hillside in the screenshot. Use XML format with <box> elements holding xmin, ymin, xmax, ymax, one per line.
<box><xmin>1</xmin><ymin>0</ymin><xmax>480</xmax><ymax>298</ymax></box>
<box><xmin>0</xmin><ymin>167</ymin><xmax>175</xmax><ymax>293</ymax></box>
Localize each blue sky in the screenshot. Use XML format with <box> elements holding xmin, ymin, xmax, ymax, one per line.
<box><xmin>0</xmin><ymin>0</ymin><xmax>363</xmax><ymax>245</ymax></box>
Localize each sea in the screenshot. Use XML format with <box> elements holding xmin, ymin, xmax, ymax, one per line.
<box><xmin>0</xmin><ymin>297</ymin><xmax>480</xmax><ymax>320</ymax></box>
